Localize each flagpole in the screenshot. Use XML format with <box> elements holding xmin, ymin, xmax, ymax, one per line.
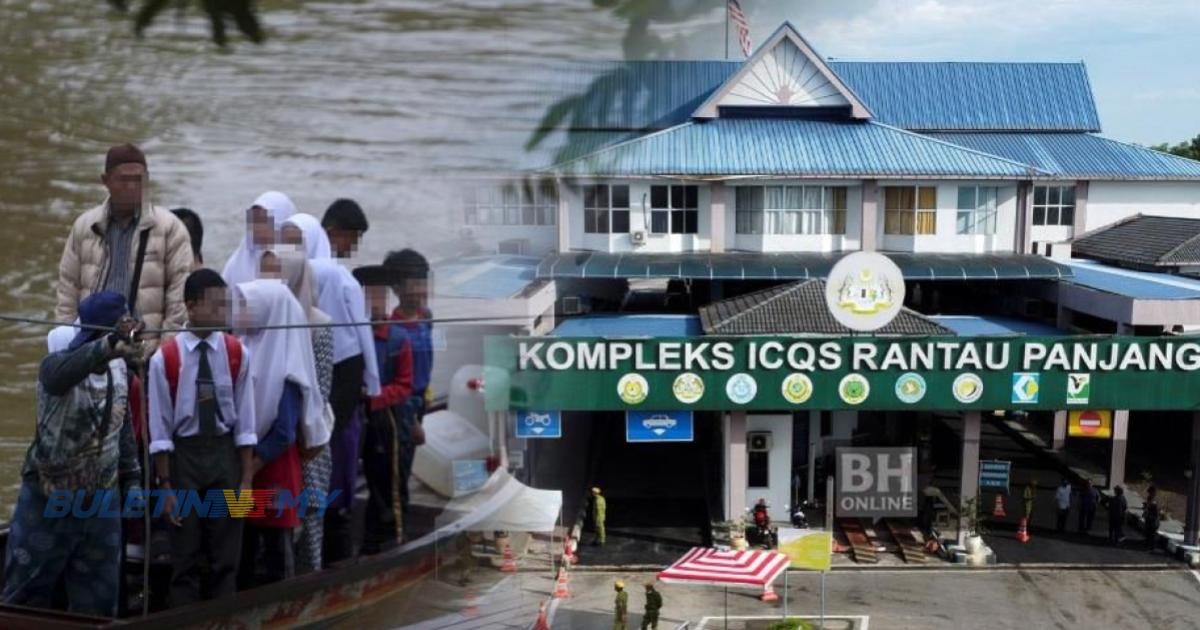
<box><xmin>724</xmin><ymin>1</ymin><xmax>729</xmax><ymax>60</ymax></box>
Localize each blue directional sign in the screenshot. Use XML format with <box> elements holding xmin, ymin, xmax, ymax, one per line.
<box><xmin>979</xmin><ymin>459</ymin><xmax>1011</xmax><ymax>491</ymax></box>
<box><xmin>516</xmin><ymin>410</ymin><xmax>562</xmax><ymax>439</ymax></box>
<box><xmin>626</xmin><ymin>410</ymin><xmax>694</xmax><ymax>443</ymax></box>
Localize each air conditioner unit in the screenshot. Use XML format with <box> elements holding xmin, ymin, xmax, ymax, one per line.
<box><xmin>748</xmin><ymin>431</ymin><xmax>773</xmax><ymax>452</ymax></box>
<box><xmin>562</xmin><ymin>296</ymin><xmax>583</xmax><ymax>315</ymax></box>
<box><xmin>630</xmin><ymin>230</ymin><xmax>647</xmax><ymax>245</ymax></box>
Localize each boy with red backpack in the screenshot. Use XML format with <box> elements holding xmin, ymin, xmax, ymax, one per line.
<box><xmin>147</xmin><ymin>269</ymin><xmax>256</xmax><ymax>606</ymax></box>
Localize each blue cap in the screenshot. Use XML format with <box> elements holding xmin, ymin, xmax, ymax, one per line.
<box><xmin>69</xmin><ymin>291</ymin><xmax>128</xmax><ymax>351</ymax></box>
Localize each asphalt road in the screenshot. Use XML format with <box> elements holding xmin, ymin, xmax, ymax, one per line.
<box><xmin>541</xmin><ymin>568</ymin><xmax>1200</xmax><ymax>630</ymax></box>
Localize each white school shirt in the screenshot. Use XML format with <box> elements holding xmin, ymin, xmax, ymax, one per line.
<box><xmin>1055</xmin><ymin>484</ymin><xmax>1072</xmax><ymax>510</ymax></box>
<box><xmin>147</xmin><ymin>330</ymin><xmax>258</xmax><ymax>454</ymax></box>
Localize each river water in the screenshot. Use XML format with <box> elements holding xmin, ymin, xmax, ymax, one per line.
<box><xmin>0</xmin><ymin>0</ymin><xmax>726</xmax><ymax>513</ymax></box>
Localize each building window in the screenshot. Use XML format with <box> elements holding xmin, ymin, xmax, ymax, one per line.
<box><xmin>748</xmin><ymin>451</ymin><xmax>769</xmax><ymax>488</ymax></box>
<box><xmin>1032</xmin><ymin>185</ymin><xmax>1075</xmax><ymax>227</ymax></box>
<box><xmin>650</xmin><ymin>185</ymin><xmax>698</xmax><ymax>234</ymax></box>
<box><xmin>883</xmin><ymin>186</ymin><xmax>937</xmax><ymax>235</ymax></box>
<box><xmin>956</xmin><ymin>186</ymin><xmax>999</xmax><ymax>235</ymax></box>
<box><xmin>583</xmin><ymin>184</ymin><xmax>630</xmax><ymax>234</ymax></box>
<box><xmin>464</xmin><ymin>183</ymin><xmax>557</xmax><ymax>226</ymax></box>
<box><xmin>734</xmin><ymin>185</ymin><xmax>848</xmax><ymax>235</ymax></box>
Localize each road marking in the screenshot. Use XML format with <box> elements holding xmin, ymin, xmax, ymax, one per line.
<box><xmin>1191</xmin><ymin>570</ymin><xmax>1200</xmax><ymax>587</ymax></box>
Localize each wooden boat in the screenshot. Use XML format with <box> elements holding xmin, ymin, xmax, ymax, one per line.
<box><xmin>0</xmin><ymin>515</ymin><xmax>459</xmax><ymax>629</ymax></box>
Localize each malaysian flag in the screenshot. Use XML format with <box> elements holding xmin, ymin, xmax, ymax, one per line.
<box><xmin>728</xmin><ymin>0</ymin><xmax>752</xmax><ymax>57</ymax></box>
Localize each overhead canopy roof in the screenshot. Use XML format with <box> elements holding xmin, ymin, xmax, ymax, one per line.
<box><xmin>536</xmin><ymin>252</ymin><xmax>1073</xmax><ymax>281</ymax></box>
<box><xmin>552</xmin><ymin>314</ymin><xmax>702</xmax><ymax>337</ymax></box>
<box><xmin>929</xmin><ymin>315</ymin><xmax>1065</xmax><ymax>337</ymax></box>
<box><xmin>700</xmin><ymin>280</ymin><xmax>953</xmax><ymax>336</ymax></box>
<box><xmin>1061</xmin><ymin>260</ymin><xmax>1200</xmax><ymax>300</ymax></box>
<box><xmin>435</xmin><ymin>255</ymin><xmax>542</xmax><ymax>299</ymax></box>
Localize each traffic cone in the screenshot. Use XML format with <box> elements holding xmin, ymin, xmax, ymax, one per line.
<box><xmin>553</xmin><ymin>567</ymin><xmax>571</xmax><ymax>599</ymax></box>
<box><xmin>533</xmin><ymin>601</ymin><xmax>551</xmax><ymax>630</ymax></box>
<box><xmin>760</xmin><ymin>582</ymin><xmax>780</xmax><ymax>602</ymax></box>
<box><xmin>993</xmin><ymin>493</ymin><xmax>1007</xmax><ymax>518</ymax></box>
<box><xmin>500</xmin><ymin>542</ymin><xmax>518</xmax><ymax>573</ymax></box>
<box><xmin>463</xmin><ymin>589</ymin><xmax>479</xmax><ymax>617</ymax></box>
<box><xmin>1016</xmin><ymin>517</ymin><xmax>1031</xmax><ymax>544</ymax></box>
<box><xmin>563</xmin><ymin>536</ymin><xmax>577</xmax><ymax>566</ymax></box>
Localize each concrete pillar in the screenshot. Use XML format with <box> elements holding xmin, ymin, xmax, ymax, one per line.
<box><xmin>1056</xmin><ymin>305</ymin><xmax>1072</xmax><ymax>331</ymax></box>
<box><xmin>1109</xmin><ymin>410</ymin><xmax>1130</xmax><ymax>491</ymax></box>
<box><xmin>1072</xmin><ymin>181</ymin><xmax>1089</xmax><ymax>235</ymax></box>
<box><xmin>807</xmin><ymin>411</ymin><xmax>820</xmax><ymax>503</ymax></box>
<box><xmin>710</xmin><ymin>181</ymin><xmax>727</xmax><ymax>253</ymax></box>
<box><xmin>726</xmin><ymin>411</ymin><xmax>748</xmax><ymax>521</ymax></box>
<box><xmin>1185</xmin><ymin>411</ymin><xmax>1200</xmax><ymax>546</ymax></box>
<box><xmin>556</xmin><ymin>178</ymin><xmax>570</xmax><ymax>252</ymax></box>
<box><xmin>959</xmin><ymin>411</ymin><xmax>981</xmax><ymax>544</ymax></box>
<box><xmin>860</xmin><ymin>179</ymin><xmax>878</xmax><ymax>252</ymax></box>
<box><xmin>1052</xmin><ymin>410</ymin><xmax>1068</xmax><ymax>451</ymax></box>
<box><xmin>1017</xmin><ymin>181</ymin><xmax>1033</xmax><ymax>254</ymax></box>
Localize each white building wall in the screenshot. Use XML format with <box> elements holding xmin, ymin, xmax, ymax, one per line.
<box><xmin>566</xmin><ymin>180</ymin><xmax>713</xmax><ymax>253</ymax></box>
<box><xmin>463</xmin><ymin>225</ymin><xmax>557</xmax><ymax>256</ymax></box>
<box><xmin>745</xmin><ymin>414</ymin><xmax>793</xmax><ymax>515</ymax></box>
<box><xmin>1084</xmin><ymin>181</ymin><xmax>1200</xmax><ymax>232</ymax></box>
<box><xmin>878</xmin><ymin>180</ymin><xmax>1019</xmax><ymax>253</ymax></box>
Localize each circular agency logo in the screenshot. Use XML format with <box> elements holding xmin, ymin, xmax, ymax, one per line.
<box><xmin>617</xmin><ymin>373</ymin><xmax>649</xmax><ymax>405</ymax></box>
<box><xmin>781</xmin><ymin>373</ymin><xmax>814</xmax><ymax>404</ymax></box>
<box><xmin>725</xmin><ymin>373</ymin><xmax>758</xmax><ymax>404</ymax></box>
<box><xmin>824</xmin><ymin>252</ymin><xmax>906</xmax><ymax>333</ymax></box>
<box><xmin>952</xmin><ymin>373</ymin><xmax>984</xmax><ymax>404</ymax></box>
<box><xmin>672</xmin><ymin>372</ymin><xmax>705</xmax><ymax>404</ymax></box>
<box><xmin>894</xmin><ymin>372</ymin><xmax>927</xmax><ymax>404</ymax></box>
<box><xmin>838</xmin><ymin>373</ymin><xmax>870</xmax><ymax>405</ymax></box>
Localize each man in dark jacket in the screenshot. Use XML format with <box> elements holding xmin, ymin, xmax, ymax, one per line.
<box><xmin>1078</xmin><ymin>479</ymin><xmax>1099</xmax><ymax>534</ymax></box>
<box><xmin>641</xmin><ymin>582</ymin><xmax>663</xmax><ymax>630</ymax></box>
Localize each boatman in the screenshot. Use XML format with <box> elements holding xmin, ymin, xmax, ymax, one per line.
<box><xmin>3</xmin><ymin>292</ymin><xmax>143</xmax><ymax>617</ymax></box>
<box><xmin>613</xmin><ymin>580</ymin><xmax>629</xmax><ymax>630</ymax></box>
<box><xmin>592</xmin><ymin>486</ymin><xmax>607</xmax><ymax>546</ymax></box>
<box><xmin>642</xmin><ymin>581</ymin><xmax>663</xmax><ymax>630</ymax></box>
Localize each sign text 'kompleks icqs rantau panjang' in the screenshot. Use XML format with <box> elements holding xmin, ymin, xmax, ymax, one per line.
<box><xmin>484</xmin><ymin>336</ymin><xmax>1200</xmax><ymax>411</ymax></box>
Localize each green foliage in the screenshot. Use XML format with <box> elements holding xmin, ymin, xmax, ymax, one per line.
<box><xmin>962</xmin><ymin>496</ymin><xmax>988</xmax><ymax>537</ymax></box>
<box><xmin>766</xmin><ymin>619</ymin><xmax>817</xmax><ymax>630</ymax></box>
<box><xmin>1151</xmin><ymin>135</ymin><xmax>1200</xmax><ymax>161</ymax></box>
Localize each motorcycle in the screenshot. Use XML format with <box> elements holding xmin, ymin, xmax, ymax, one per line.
<box><xmin>791</xmin><ymin>500</ymin><xmax>815</xmax><ymax>529</ymax></box>
<box><xmin>748</xmin><ymin>500</ymin><xmax>778</xmax><ymax>549</ymax></box>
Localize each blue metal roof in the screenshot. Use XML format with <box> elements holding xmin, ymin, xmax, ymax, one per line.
<box><xmin>1061</xmin><ymin>260</ymin><xmax>1200</xmax><ymax>300</ymax></box>
<box><xmin>435</xmin><ymin>255</ymin><xmax>541</xmax><ymax>299</ymax></box>
<box><xmin>544</xmin><ymin>119</ymin><xmax>1044</xmax><ymax>177</ymax></box>
<box><xmin>927</xmin><ymin>133</ymin><xmax>1200</xmax><ymax>180</ymax></box>
<box><xmin>929</xmin><ymin>315</ymin><xmax>1064</xmax><ymax>337</ymax></box>
<box><xmin>828</xmin><ymin>61</ymin><xmax>1101</xmax><ymax>132</ymax></box>
<box><xmin>552</xmin><ymin>315</ymin><xmax>702</xmax><ymax>337</ymax></box>
<box><xmin>537</xmin><ymin>60</ymin><xmax>1100</xmax><ymax>133</ymax></box>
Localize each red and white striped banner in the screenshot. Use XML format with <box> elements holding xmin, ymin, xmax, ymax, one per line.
<box><xmin>658</xmin><ymin>547</ymin><xmax>789</xmax><ymax>588</ymax></box>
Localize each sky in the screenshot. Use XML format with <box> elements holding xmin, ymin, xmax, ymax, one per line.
<box><xmin>632</xmin><ymin>0</ymin><xmax>1200</xmax><ymax>145</ymax></box>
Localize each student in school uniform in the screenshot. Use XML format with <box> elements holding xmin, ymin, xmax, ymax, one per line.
<box><xmin>383</xmin><ymin>249</ymin><xmax>433</xmax><ymax>528</ymax></box>
<box><xmin>233</xmin><ymin>279</ymin><xmax>325</xmax><ymax>588</ymax></box>
<box><xmin>282</xmin><ymin>212</ymin><xmax>379</xmax><ymax>563</ymax></box>
<box><xmin>147</xmin><ymin>269</ymin><xmax>256</xmax><ymax>606</ymax></box>
<box><xmin>353</xmin><ymin>265</ymin><xmax>414</xmax><ymax>554</ymax></box>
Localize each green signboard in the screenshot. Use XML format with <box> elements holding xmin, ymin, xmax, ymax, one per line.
<box><xmin>484</xmin><ymin>336</ymin><xmax>1200</xmax><ymax>411</ymax></box>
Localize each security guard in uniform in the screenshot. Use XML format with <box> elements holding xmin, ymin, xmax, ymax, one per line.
<box><xmin>613</xmin><ymin>580</ymin><xmax>629</xmax><ymax>630</ymax></box>
<box><xmin>642</xmin><ymin>581</ymin><xmax>663</xmax><ymax>629</ymax></box>
<box><xmin>592</xmin><ymin>487</ymin><xmax>607</xmax><ymax>546</ymax></box>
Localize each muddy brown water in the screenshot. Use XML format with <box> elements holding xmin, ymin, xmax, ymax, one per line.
<box><xmin>0</xmin><ymin>0</ymin><xmax>722</xmax><ymax>514</ymax></box>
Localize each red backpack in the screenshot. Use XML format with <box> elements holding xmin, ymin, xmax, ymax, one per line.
<box><xmin>160</xmin><ymin>333</ymin><xmax>244</xmax><ymax>404</ymax></box>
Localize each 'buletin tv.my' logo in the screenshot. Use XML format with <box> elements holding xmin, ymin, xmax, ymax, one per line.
<box><xmin>43</xmin><ymin>489</ymin><xmax>342</xmax><ymax>519</ymax></box>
